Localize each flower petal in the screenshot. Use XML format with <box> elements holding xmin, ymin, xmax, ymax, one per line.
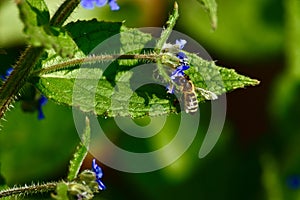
<box><xmin>176</xmin><ymin>52</ymin><xmax>187</xmax><ymax>60</ymax></box>
<box><xmin>176</xmin><ymin>64</ymin><xmax>190</xmax><ymax>71</ymax></box>
<box><xmin>37</xmin><ymin>95</ymin><xmax>47</xmax><ymax>120</ymax></box>
<box><xmin>96</xmin><ymin>179</ymin><xmax>106</xmax><ymax>190</ymax></box>
<box><xmin>39</xmin><ymin>95</ymin><xmax>48</xmax><ymax>106</ymax></box>
<box><xmin>92</xmin><ymin>159</ymin><xmax>103</xmax><ymax>179</ymax></box>
<box><xmin>37</xmin><ymin>107</ymin><xmax>45</xmax><ymax>120</ymax></box>
<box><xmin>170</xmin><ymin>67</ymin><xmax>186</xmax><ymax>79</ymax></box>
<box><xmin>166</xmin><ymin>84</ymin><xmax>175</xmax><ymax>94</ymax></box>
<box><xmin>1</xmin><ymin>67</ymin><xmax>13</xmax><ymax>81</ymax></box>
<box><xmin>108</xmin><ymin>0</ymin><xmax>120</xmax><ymax>11</ymax></box>
<box><xmin>80</xmin><ymin>0</ymin><xmax>95</xmax><ymax>9</ymax></box>
<box><xmin>95</xmin><ymin>0</ymin><xmax>108</xmax><ymax>7</ymax></box>
<box><xmin>176</xmin><ymin>39</ymin><xmax>187</xmax><ymax>50</ymax></box>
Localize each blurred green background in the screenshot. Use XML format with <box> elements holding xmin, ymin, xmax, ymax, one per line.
<box><xmin>0</xmin><ymin>0</ymin><xmax>299</xmax><ymax>199</ymax></box>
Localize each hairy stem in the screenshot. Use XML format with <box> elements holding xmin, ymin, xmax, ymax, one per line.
<box><xmin>50</xmin><ymin>0</ymin><xmax>81</xmax><ymax>26</ymax></box>
<box><xmin>0</xmin><ymin>182</ymin><xmax>57</xmax><ymax>198</ymax></box>
<box><xmin>31</xmin><ymin>54</ymin><xmax>160</xmax><ymax>77</ymax></box>
<box><xmin>0</xmin><ymin>47</ymin><xmax>43</xmax><ymax>119</ymax></box>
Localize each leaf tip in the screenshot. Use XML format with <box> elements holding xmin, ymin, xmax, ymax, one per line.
<box><xmin>211</xmin><ymin>17</ymin><xmax>217</xmax><ymax>31</ymax></box>
<box><xmin>174</xmin><ymin>1</ymin><xmax>178</xmax><ymax>9</ymax></box>
<box><xmin>253</xmin><ymin>79</ymin><xmax>260</xmax><ymax>85</ymax></box>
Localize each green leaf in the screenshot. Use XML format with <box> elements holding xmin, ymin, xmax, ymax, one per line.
<box><xmin>67</xmin><ymin>117</ymin><xmax>91</xmax><ymax>181</ymax></box>
<box><xmin>33</xmin><ymin>64</ymin><xmax>174</xmax><ymax>118</ymax></box>
<box><xmin>196</xmin><ymin>0</ymin><xmax>218</xmax><ymax>30</ymax></box>
<box><xmin>155</xmin><ymin>2</ymin><xmax>179</xmax><ymax>52</ymax></box>
<box><xmin>31</xmin><ymin>20</ymin><xmax>259</xmax><ymax>118</ymax></box>
<box><xmin>52</xmin><ymin>182</ymin><xmax>69</xmax><ymax>200</ymax></box>
<box><xmin>65</xmin><ymin>19</ymin><xmax>123</xmax><ymax>55</ymax></box>
<box><xmin>17</xmin><ymin>0</ymin><xmax>78</xmax><ymax>57</ymax></box>
<box><xmin>17</xmin><ymin>0</ymin><xmax>50</xmax><ymax>26</ymax></box>
<box><xmin>186</xmin><ymin>52</ymin><xmax>260</xmax><ymax>102</ymax></box>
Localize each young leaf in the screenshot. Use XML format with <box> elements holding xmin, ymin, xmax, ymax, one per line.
<box><xmin>17</xmin><ymin>0</ymin><xmax>50</xmax><ymax>26</ymax></box>
<box><xmin>67</xmin><ymin>117</ymin><xmax>91</xmax><ymax>181</ymax></box>
<box><xmin>155</xmin><ymin>2</ymin><xmax>179</xmax><ymax>52</ymax></box>
<box><xmin>17</xmin><ymin>0</ymin><xmax>78</xmax><ymax>57</ymax></box>
<box><xmin>196</xmin><ymin>0</ymin><xmax>218</xmax><ymax>30</ymax></box>
<box><xmin>51</xmin><ymin>182</ymin><xmax>69</xmax><ymax>200</ymax></box>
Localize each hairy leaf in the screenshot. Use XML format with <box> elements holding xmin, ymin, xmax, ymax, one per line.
<box><xmin>17</xmin><ymin>0</ymin><xmax>77</xmax><ymax>57</ymax></box>
<box><xmin>32</xmin><ymin>19</ymin><xmax>259</xmax><ymax>118</ymax></box>
<box><xmin>186</xmin><ymin>52</ymin><xmax>259</xmax><ymax>101</ymax></box>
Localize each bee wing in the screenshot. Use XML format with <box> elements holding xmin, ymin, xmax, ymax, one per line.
<box><xmin>196</xmin><ymin>87</ymin><xmax>218</xmax><ymax>100</ymax></box>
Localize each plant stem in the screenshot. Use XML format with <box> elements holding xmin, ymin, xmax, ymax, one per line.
<box><xmin>0</xmin><ymin>46</ymin><xmax>44</xmax><ymax>119</ymax></box>
<box><xmin>31</xmin><ymin>54</ymin><xmax>160</xmax><ymax>76</ymax></box>
<box><xmin>0</xmin><ymin>182</ymin><xmax>57</xmax><ymax>198</ymax></box>
<box><xmin>50</xmin><ymin>0</ymin><xmax>81</xmax><ymax>26</ymax></box>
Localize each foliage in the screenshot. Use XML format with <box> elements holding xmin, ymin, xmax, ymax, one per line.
<box><xmin>0</xmin><ymin>0</ymin><xmax>261</xmax><ymax>199</ymax></box>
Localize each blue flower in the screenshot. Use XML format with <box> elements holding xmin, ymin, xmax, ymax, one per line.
<box><xmin>81</xmin><ymin>0</ymin><xmax>120</xmax><ymax>11</ymax></box>
<box><xmin>0</xmin><ymin>67</ymin><xmax>13</xmax><ymax>81</ymax></box>
<box><xmin>170</xmin><ymin>63</ymin><xmax>190</xmax><ymax>79</ymax></box>
<box><xmin>166</xmin><ymin>40</ymin><xmax>190</xmax><ymax>94</ymax></box>
<box><xmin>287</xmin><ymin>175</ymin><xmax>300</xmax><ymax>190</ymax></box>
<box><xmin>176</xmin><ymin>39</ymin><xmax>187</xmax><ymax>50</ymax></box>
<box><xmin>92</xmin><ymin>159</ymin><xmax>106</xmax><ymax>190</ymax></box>
<box><xmin>37</xmin><ymin>95</ymin><xmax>47</xmax><ymax>120</ymax></box>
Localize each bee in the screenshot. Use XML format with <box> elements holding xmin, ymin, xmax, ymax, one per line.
<box><xmin>154</xmin><ymin>44</ymin><xmax>218</xmax><ymax>113</ymax></box>
<box><xmin>171</xmin><ymin>74</ymin><xmax>218</xmax><ymax>114</ymax></box>
<box><xmin>172</xmin><ymin>75</ymin><xmax>199</xmax><ymax>114</ymax></box>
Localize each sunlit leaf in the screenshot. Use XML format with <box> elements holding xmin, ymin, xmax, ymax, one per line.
<box><xmin>186</xmin><ymin>52</ymin><xmax>259</xmax><ymax>102</ymax></box>
<box><xmin>17</xmin><ymin>0</ymin><xmax>77</xmax><ymax>57</ymax></box>
<box><xmin>31</xmin><ymin>20</ymin><xmax>259</xmax><ymax>118</ymax></box>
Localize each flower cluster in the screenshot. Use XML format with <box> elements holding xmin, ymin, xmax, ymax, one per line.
<box><xmin>92</xmin><ymin>159</ymin><xmax>106</xmax><ymax>190</ymax></box>
<box><xmin>81</xmin><ymin>0</ymin><xmax>120</xmax><ymax>11</ymax></box>
<box><xmin>166</xmin><ymin>39</ymin><xmax>190</xmax><ymax>94</ymax></box>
